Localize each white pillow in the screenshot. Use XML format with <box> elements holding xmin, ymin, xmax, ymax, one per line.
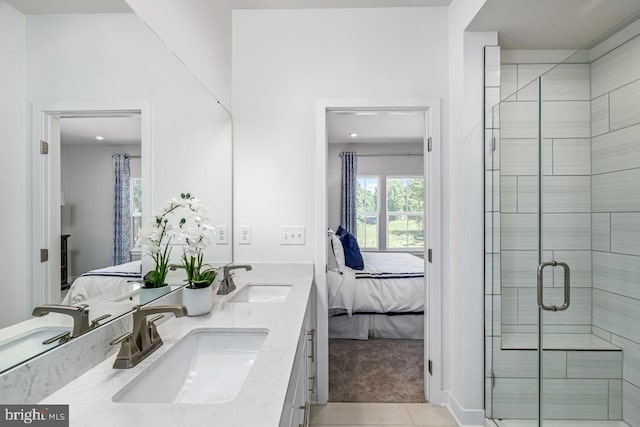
<box><xmin>328</xmin><ymin>229</ymin><xmax>346</xmax><ymax>271</ymax></box>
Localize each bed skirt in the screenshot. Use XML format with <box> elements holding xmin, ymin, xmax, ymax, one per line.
<box><xmin>328</xmin><ymin>313</ymin><xmax>424</xmax><ymax>340</ymax></box>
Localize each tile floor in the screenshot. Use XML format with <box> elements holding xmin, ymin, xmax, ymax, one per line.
<box><xmin>310</xmin><ymin>402</ymin><xmax>457</xmax><ymax>426</ymax></box>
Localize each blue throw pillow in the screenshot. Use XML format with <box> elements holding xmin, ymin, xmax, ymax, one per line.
<box><xmin>335</xmin><ymin>224</ymin><xmax>347</xmax><ymax>237</ymax></box>
<box><xmin>338</xmin><ymin>229</ymin><xmax>364</xmax><ymax>270</ymax></box>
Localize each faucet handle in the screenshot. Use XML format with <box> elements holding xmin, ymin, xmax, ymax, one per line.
<box><xmin>90</xmin><ymin>314</ymin><xmax>112</xmax><ymax>329</ymax></box>
<box><xmin>76</xmin><ymin>304</ymin><xmax>89</xmax><ymax>310</ymax></box>
<box><xmin>147</xmin><ymin>314</ymin><xmax>164</xmax><ymax>324</ymax></box>
<box><xmin>110</xmin><ymin>332</ymin><xmax>133</xmax><ymax>346</ymax></box>
<box><xmin>42</xmin><ymin>331</ymin><xmax>71</xmax><ymax>345</ymax></box>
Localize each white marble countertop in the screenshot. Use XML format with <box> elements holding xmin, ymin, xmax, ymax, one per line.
<box><xmin>41</xmin><ymin>263</ymin><xmax>314</xmax><ymax>427</ymax></box>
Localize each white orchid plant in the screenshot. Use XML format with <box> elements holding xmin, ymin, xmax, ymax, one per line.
<box><xmin>137</xmin><ymin>193</ymin><xmax>217</xmax><ymax>289</ymax></box>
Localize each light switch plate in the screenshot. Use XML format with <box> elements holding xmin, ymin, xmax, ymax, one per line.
<box><xmin>280</xmin><ymin>226</ymin><xmax>306</xmax><ymax>245</ymax></box>
<box><xmin>239</xmin><ymin>225</ymin><xmax>251</xmax><ymax>245</ymax></box>
<box><xmin>214</xmin><ymin>225</ymin><xmax>228</xmax><ymax>245</ymax></box>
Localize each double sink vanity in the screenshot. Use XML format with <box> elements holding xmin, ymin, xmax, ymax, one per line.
<box><xmin>10</xmin><ymin>264</ymin><xmax>316</xmax><ymax>427</ymax></box>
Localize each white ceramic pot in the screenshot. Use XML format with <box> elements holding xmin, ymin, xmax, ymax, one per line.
<box><xmin>182</xmin><ymin>285</ymin><xmax>214</xmax><ymax>316</ymax></box>
<box><xmin>139</xmin><ymin>285</ymin><xmax>171</xmax><ymax>305</ymax></box>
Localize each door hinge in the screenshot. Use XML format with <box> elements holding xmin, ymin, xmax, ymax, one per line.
<box><xmin>40</xmin><ymin>140</ymin><xmax>49</xmax><ymax>155</ymax></box>
<box><xmin>427</xmin><ymin>137</ymin><xmax>433</xmax><ymax>152</ymax></box>
<box><xmin>40</xmin><ymin>248</ymin><xmax>49</xmax><ymax>263</ymax></box>
<box><xmin>428</xmin><ymin>359</ymin><xmax>433</xmax><ymax>375</ymax></box>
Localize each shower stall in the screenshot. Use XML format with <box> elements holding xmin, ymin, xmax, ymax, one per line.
<box><xmin>484</xmin><ymin>15</ymin><xmax>640</xmax><ymax>427</ymax></box>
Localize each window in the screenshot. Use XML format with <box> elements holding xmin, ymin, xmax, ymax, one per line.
<box><xmin>355</xmin><ymin>177</ymin><xmax>379</xmax><ymax>249</ymax></box>
<box><xmin>130</xmin><ymin>178</ymin><xmax>142</xmax><ymax>247</ymax></box>
<box><xmin>386</xmin><ymin>177</ymin><xmax>424</xmax><ymax>249</ymax></box>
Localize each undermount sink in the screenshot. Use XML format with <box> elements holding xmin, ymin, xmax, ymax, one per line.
<box><xmin>228</xmin><ymin>284</ymin><xmax>292</xmax><ymax>303</ymax></box>
<box><xmin>0</xmin><ymin>327</ymin><xmax>72</xmax><ymax>372</ymax></box>
<box><xmin>112</xmin><ymin>328</ymin><xmax>268</xmax><ymax>404</ymax></box>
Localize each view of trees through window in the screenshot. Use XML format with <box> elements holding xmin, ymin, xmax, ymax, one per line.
<box><xmin>130</xmin><ymin>178</ymin><xmax>142</xmax><ymax>248</ymax></box>
<box><xmin>356</xmin><ymin>177</ymin><xmax>378</xmax><ymax>249</ymax></box>
<box><xmin>387</xmin><ymin>177</ymin><xmax>424</xmax><ymax>249</ymax></box>
<box><xmin>355</xmin><ymin>176</ymin><xmax>425</xmax><ymax>250</ymax></box>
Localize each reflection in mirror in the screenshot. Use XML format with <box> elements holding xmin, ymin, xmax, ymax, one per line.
<box><xmin>0</xmin><ymin>0</ymin><xmax>232</xmax><ymax>374</ymax></box>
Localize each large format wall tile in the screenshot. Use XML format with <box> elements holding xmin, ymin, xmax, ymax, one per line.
<box><xmin>591</xmin><ymin>94</ymin><xmax>610</xmax><ymax>137</ymax></box>
<box><xmin>552</xmin><ymin>250</ymin><xmax>592</xmax><ymax>288</ymax></box>
<box><xmin>501</xmin><ymin>250</ymin><xmax>543</xmax><ymax>288</ymax></box>
<box><xmin>593</xmin><ymin>168</ymin><xmax>640</xmax><ymax>212</ymax></box>
<box><xmin>542</xmin><ymin>64</ymin><xmax>591</xmax><ymax>101</ymax></box>
<box><xmin>611</xmin><ymin>335</ymin><xmax>640</xmax><ymax>388</ymax></box>
<box><xmin>492</xmin><ymin>340</ymin><xmax>566</xmax><ymax>379</ymax></box>
<box><xmin>552</xmin><ymin>139</ymin><xmax>590</xmax><ymax>175</ymax></box>
<box><xmin>611</xmin><ymin>212</ymin><xmax>640</xmax><ymax>256</ymax></box>
<box><xmin>542</xmin><ymin>176</ymin><xmax>591</xmax><ymax>213</ymax></box>
<box><xmin>501</xmin><ymin>139</ymin><xmax>538</xmax><ymax>175</ymax></box>
<box><xmin>542</xmin><ymin>101</ymin><xmax>591</xmax><ymax>139</ymax></box>
<box><xmin>593</xmin><ymin>289</ymin><xmax>640</xmax><ymax>344</ymax></box>
<box><xmin>486</xmin><ymin>129</ymin><xmax>500</xmax><ymax>171</ymax></box>
<box><xmin>486</xmin><ymin>87</ymin><xmax>501</xmax><ymax>128</ymax></box>
<box><xmin>517</xmin><ymin>63</ymin><xmax>555</xmax><ymax>101</ymax></box>
<box><xmin>542</xmin><ymin>213</ymin><xmax>591</xmax><ymax>250</ymax></box>
<box><xmin>610</xmin><ymin>380</ymin><xmax>622</xmax><ymax>420</ymax></box>
<box><xmin>501</xmin><ymin>103</ymin><xmax>539</xmax><ymax>138</ymax></box>
<box><xmin>593</xmin><ymin>251</ymin><xmax>640</xmax><ymax>300</ymax></box>
<box><xmin>501</xmin><ymin>64</ymin><xmax>517</xmax><ymax>101</ymax></box>
<box><xmin>592</xmin><ymin>213</ymin><xmax>611</xmax><ymax>252</ymax></box>
<box><xmin>502</xmin><ymin>213</ymin><xmax>537</xmax><ymax>250</ymax></box>
<box><xmin>502</xmin><ymin>288</ymin><xmax>518</xmax><ymax>325</ymax></box>
<box><xmin>517</xmin><ymin>176</ymin><xmax>538</xmax><ymax>213</ymax></box>
<box><xmin>567</xmin><ymin>351</ymin><xmax>622</xmax><ymax>379</ymax></box>
<box><xmin>592</xmin><ymin>34</ymin><xmax>640</xmax><ymax>98</ymax></box>
<box><xmin>485</xmin><ymin>253</ymin><xmax>501</xmax><ymax>295</ymax></box>
<box><xmin>519</xmin><ymin>288</ymin><xmax>592</xmax><ymax>327</ymax></box>
<box><xmin>501</xmin><ymin>175</ymin><xmax>517</xmax><ymax>213</ymax></box>
<box><xmin>485</xmin><ymin>46</ymin><xmax>501</xmax><ymax>87</ymax></box>
<box><xmin>592</xmin><ymin>123</ymin><xmax>640</xmax><ymax>174</ymax></box>
<box><xmin>610</xmin><ymin>78</ymin><xmax>640</xmax><ymax>131</ymax></box>
<box><xmin>623</xmin><ymin>381</ymin><xmax>640</xmax><ymax>426</ymax></box>
<box><xmin>543</xmin><ymin>379</ymin><xmax>610</xmax><ymax>420</ymax></box>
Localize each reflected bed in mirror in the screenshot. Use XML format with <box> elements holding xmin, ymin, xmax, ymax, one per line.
<box><xmin>0</xmin><ymin>0</ymin><xmax>233</xmax><ymax>375</ymax></box>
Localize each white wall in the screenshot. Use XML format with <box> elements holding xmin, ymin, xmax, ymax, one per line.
<box><xmin>0</xmin><ymin>2</ymin><xmax>26</xmax><ymax>328</ymax></box>
<box><xmin>327</xmin><ymin>142</ymin><xmax>424</xmax><ymax>249</ymax></box>
<box><xmin>124</xmin><ymin>0</ymin><xmax>232</xmax><ymax>109</ymax></box>
<box><xmin>21</xmin><ymin>13</ymin><xmax>232</xmax><ymax>312</ymax></box>
<box><xmin>446</xmin><ymin>0</ymin><xmax>490</xmax><ymax>423</ymax></box>
<box><xmin>232</xmin><ymin>7</ymin><xmax>449</xmax><ymax>263</ymax></box>
<box><xmin>60</xmin><ymin>144</ymin><xmax>141</xmax><ymax>279</ymax></box>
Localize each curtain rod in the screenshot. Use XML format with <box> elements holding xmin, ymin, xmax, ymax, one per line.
<box><xmin>339</xmin><ymin>153</ymin><xmax>423</xmax><ymax>158</ymax></box>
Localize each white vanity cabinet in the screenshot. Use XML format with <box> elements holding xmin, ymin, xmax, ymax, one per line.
<box><xmin>280</xmin><ymin>292</ymin><xmax>316</xmax><ymax>427</ymax></box>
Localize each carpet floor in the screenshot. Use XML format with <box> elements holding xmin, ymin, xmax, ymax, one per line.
<box><xmin>329</xmin><ymin>338</ymin><xmax>426</xmax><ymax>403</ymax></box>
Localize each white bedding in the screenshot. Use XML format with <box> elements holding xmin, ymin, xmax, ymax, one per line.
<box><xmin>61</xmin><ymin>261</ymin><xmax>142</xmax><ymax>305</ymax></box>
<box><xmin>327</xmin><ymin>252</ymin><xmax>425</xmax><ymax>316</ymax></box>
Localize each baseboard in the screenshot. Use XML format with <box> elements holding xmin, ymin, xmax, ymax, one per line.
<box><xmin>445</xmin><ymin>391</ymin><xmax>486</xmax><ymax>427</ymax></box>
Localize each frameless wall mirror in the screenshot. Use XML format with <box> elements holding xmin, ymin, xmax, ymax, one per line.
<box><xmin>0</xmin><ymin>0</ymin><xmax>232</xmax><ymax>374</ymax></box>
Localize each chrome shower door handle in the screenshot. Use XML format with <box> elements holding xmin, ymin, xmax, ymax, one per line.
<box><xmin>537</xmin><ymin>261</ymin><xmax>570</xmax><ymax>312</ymax></box>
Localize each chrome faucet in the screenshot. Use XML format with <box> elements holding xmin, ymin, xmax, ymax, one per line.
<box><xmin>217</xmin><ymin>264</ymin><xmax>252</xmax><ymax>295</ymax></box>
<box><xmin>33</xmin><ymin>304</ymin><xmax>91</xmax><ymax>338</ymax></box>
<box><xmin>110</xmin><ymin>304</ymin><xmax>187</xmax><ymax>369</ymax></box>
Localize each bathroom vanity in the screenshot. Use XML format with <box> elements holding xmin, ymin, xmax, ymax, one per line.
<box><xmin>41</xmin><ymin>264</ymin><xmax>316</xmax><ymax>427</ymax></box>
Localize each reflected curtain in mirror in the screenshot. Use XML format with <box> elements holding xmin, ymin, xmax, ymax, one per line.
<box><xmin>340</xmin><ymin>151</ymin><xmax>357</xmax><ymax>234</ymax></box>
<box><xmin>112</xmin><ymin>153</ymin><xmax>131</xmax><ymax>265</ymax></box>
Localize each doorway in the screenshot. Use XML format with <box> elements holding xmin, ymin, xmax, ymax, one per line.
<box><xmin>314</xmin><ymin>98</ymin><xmax>443</xmax><ymax>405</ymax></box>
<box><xmin>31</xmin><ymin>103</ymin><xmax>151</xmax><ymax>309</ymax></box>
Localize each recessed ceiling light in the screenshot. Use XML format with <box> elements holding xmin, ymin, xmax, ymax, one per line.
<box><xmin>95</xmin><ymin>136</ymin><xmax>104</xmax><ymax>140</ymax></box>
<box><xmin>350</xmin><ymin>133</ymin><xmax>358</xmax><ymax>138</ymax></box>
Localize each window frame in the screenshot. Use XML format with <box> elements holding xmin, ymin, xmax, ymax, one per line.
<box><xmin>355</xmin><ymin>175</ymin><xmax>380</xmax><ymax>250</ymax></box>
<box><xmin>385</xmin><ymin>175</ymin><xmax>425</xmax><ymax>251</ymax></box>
<box><xmin>130</xmin><ymin>177</ymin><xmax>143</xmax><ymax>249</ymax></box>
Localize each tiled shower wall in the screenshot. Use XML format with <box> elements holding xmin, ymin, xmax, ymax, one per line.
<box><xmin>499</xmin><ymin>61</ymin><xmax>593</xmax><ymax>335</ymax></box>
<box><xmin>589</xmin><ymin>34</ymin><xmax>640</xmax><ymax>426</ymax></box>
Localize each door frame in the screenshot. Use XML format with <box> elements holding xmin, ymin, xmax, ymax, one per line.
<box><xmin>314</xmin><ymin>97</ymin><xmax>444</xmax><ymax>404</ymax></box>
<box><xmin>30</xmin><ymin>101</ymin><xmax>151</xmax><ymax>309</ymax></box>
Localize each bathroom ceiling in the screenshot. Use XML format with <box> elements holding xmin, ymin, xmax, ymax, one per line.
<box><xmin>468</xmin><ymin>0</ymin><xmax>640</xmax><ymax>49</ymax></box>
<box><xmin>60</xmin><ymin>115</ymin><xmax>141</xmax><ymax>146</ymax></box>
<box><xmin>327</xmin><ymin>110</ymin><xmax>425</xmax><ymax>145</ymax></box>
<box><xmin>4</xmin><ymin>0</ymin><xmax>131</xmax><ymax>14</ymax></box>
<box><xmin>231</xmin><ymin>0</ymin><xmax>451</xmax><ymax>8</ymax></box>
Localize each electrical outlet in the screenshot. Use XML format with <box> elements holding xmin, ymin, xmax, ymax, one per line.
<box><xmin>280</xmin><ymin>226</ymin><xmax>306</xmax><ymax>245</ymax></box>
<box><xmin>239</xmin><ymin>225</ymin><xmax>251</xmax><ymax>245</ymax></box>
<box><xmin>215</xmin><ymin>225</ymin><xmax>228</xmax><ymax>245</ymax></box>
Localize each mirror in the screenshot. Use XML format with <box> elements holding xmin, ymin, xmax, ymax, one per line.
<box><xmin>0</xmin><ymin>0</ymin><xmax>232</xmax><ymax>373</ymax></box>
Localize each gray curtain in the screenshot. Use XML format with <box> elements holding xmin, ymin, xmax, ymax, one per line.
<box><xmin>340</xmin><ymin>151</ymin><xmax>358</xmax><ymax>234</ymax></box>
<box><xmin>112</xmin><ymin>153</ymin><xmax>131</xmax><ymax>265</ymax></box>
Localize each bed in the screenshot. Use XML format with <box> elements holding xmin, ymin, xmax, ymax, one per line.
<box><xmin>61</xmin><ymin>260</ymin><xmax>143</xmax><ymax>306</ymax></box>
<box><xmin>327</xmin><ymin>251</ymin><xmax>425</xmax><ymax>340</ymax></box>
